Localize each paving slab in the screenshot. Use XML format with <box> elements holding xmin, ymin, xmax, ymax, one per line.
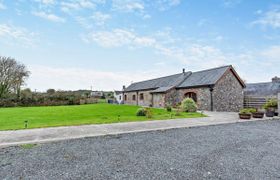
<box><xmin>0</xmin><ymin>111</ymin><xmax>278</xmax><ymax>148</ymax></box>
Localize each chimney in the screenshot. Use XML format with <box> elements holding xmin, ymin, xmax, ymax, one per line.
<box><xmin>122</xmin><ymin>85</ymin><xmax>126</xmax><ymax>91</ymax></box>
<box><xmin>182</xmin><ymin>68</ymin><xmax>185</xmax><ymax>74</ymax></box>
<box><xmin>272</xmin><ymin>76</ymin><xmax>280</xmax><ymax>83</ymax></box>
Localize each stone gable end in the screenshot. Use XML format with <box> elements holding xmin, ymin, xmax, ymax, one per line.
<box><xmin>212</xmin><ymin>69</ymin><xmax>244</xmax><ymax>112</ymax></box>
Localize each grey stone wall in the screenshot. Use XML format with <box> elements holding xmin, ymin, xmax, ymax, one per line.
<box><xmin>212</xmin><ymin>70</ymin><xmax>244</xmax><ymax>112</ymax></box>
<box><xmin>152</xmin><ymin>93</ymin><xmax>165</xmax><ymax>108</ymax></box>
<box><xmin>123</xmin><ymin>92</ymin><xmax>137</xmax><ymax>105</ymax></box>
<box><xmin>165</xmin><ymin>89</ymin><xmax>177</xmax><ymax>107</ymax></box>
<box><xmin>138</xmin><ymin>90</ymin><xmax>153</xmax><ymax>107</ymax></box>
<box><xmin>123</xmin><ymin>90</ymin><xmax>153</xmax><ymax>106</ymax></box>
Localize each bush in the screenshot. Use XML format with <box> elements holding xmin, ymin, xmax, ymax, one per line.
<box><xmin>166</xmin><ymin>105</ymin><xmax>172</xmax><ymax>112</ymax></box>
<box><xmin>145</xmin><ymin>108</ymin><xmax>153</xmax><ymax>118</ymax></box>
<box><xmin>263</xmin><ymin>99</ymin><xmax>278</xmax><ymax>109</ymax></box>
<box><xmin>181</xmin><ymin>98</ymin><xmax>197</xmax><ymax>112</ymax></box>
<box><xmin>240</xmin><ymin>108</ymin><xmax>256</xmax><ymax>114</ymax></box>
<box><xmin>136</xmin><ymin>107</ymin><xmax>153</xmax><ymax>118</ymax></box>
<box><xmin>136</xmin><ymin>108</ymin><xmax>146</xmax><ymax>116</ymax></box>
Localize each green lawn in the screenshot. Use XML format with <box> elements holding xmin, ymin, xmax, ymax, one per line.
<box><xmin>0</xmin><ymin>104</ymin><xmax>205</xmax><ymax>131</ymax></box>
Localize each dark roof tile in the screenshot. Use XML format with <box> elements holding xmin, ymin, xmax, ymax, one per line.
<box><xmin>124</xmin><ymin>65</ymin><xmax>234</xmax><ymax>92</ymax></box>
<box><xmin>124</xmin><ymin>72</ymin><xmax>191</xmax><ymax>92</ymax></box>
<box><xmin>177</xmin><ymin>66</ymin><xmax>230</xmax><ymax>88</ymax></box>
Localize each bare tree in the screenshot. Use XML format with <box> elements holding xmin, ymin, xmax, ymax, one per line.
<box><xmin>0</xmin><ymin>56</ymin><xmax>30</xmax><ymax>98</ymax></box>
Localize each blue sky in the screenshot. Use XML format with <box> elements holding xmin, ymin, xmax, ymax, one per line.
<box><xmin>0</xmin><ymin>0</ymin><xmax>280</xmax><ymax>91</ymax></box>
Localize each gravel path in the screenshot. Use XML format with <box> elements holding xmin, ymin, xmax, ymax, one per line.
<box><xmin>1</xmin><ymin>120</ymin><xmax>280</xmax><ymax>180</ymax></box>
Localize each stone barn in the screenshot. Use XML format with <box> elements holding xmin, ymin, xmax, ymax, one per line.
<box><xmin>123</xmin><ymin>65</ymin><xmax>245</xmax><ymax>112</ymax></box>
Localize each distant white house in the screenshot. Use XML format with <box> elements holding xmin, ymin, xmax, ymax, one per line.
<box><xmin>114</xmin><ymin>91</ymin><xmax>123</xmax><ymax>104</ymax></box>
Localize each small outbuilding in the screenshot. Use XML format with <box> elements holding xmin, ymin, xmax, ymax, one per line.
<box><xmin>114</xmin><ymin>91</ymin><xmax>123</xmax><ymax>104</ymax></box>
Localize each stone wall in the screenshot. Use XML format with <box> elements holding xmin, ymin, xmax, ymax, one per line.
<box><xmin>176</xmin><ymin>88</ymin><xmax>211</xmax><ymax>110</ymax></box>
<box><xmin>123</xmin><ymin>92</ymin><xmax>137</xmax><ymax>105</ymax></box>
<box><xmin>212</xmin><ymin>70</ymin><xmax>244</xmax><ymax>112</ymax></box>
<box><xmin>165</xmin><ymin>89</ymin><xmax>178</xmax><ymax>107</ymax></box>
<box><xmin>138</xmin><ymin>90</ymin><xmax>153</xmax><ymax>106</ymax></box>
<box><xmin>123</xmin><ymin>90</ymin><xmax>153</xmax><ymax>106</ymax></box>
<box><xmin>152</xmin><ymin>93</ymin><xmax>165</xmax><ymax>108</ymax></box>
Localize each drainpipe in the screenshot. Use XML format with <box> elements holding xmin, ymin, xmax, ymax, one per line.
<box><xmin>136</xmin><ymin>91</ymin><xmax>139</xmax><ymax>106</ymax></box>
<box><xmin>209</xmin><ymin>86</ymin><xmax>214</xmax><ymax>111</ymax></box>
<box><xmin>122</xmin><ymin>85</ymin><xmax>125</xmax><ymax>104</ymax></box>
<box><xmin>151</xmin><ymin>93</ymin><xmax>154</xmax><ymax>107</ymax></box>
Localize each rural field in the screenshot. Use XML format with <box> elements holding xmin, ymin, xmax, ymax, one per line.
<box><xmin>0</xmin><ymin>104</ymin><xmax>204</xmax><ymax>131</ymax></box>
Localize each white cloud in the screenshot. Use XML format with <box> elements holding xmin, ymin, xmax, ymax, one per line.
<box><xmin>61</xmin><ymin>1</ymin><xmax>80</xmax><ymax>11</ymax></box>
<box><xmin>112</xmin><ymin>0</ymin><xmax>144</xmax><ymax>12</ymax></box>
<box><xmin>32</xmin><ymin>11</ymin><xmax>65</xmax><ymax>23</ymax></box>
<box><xmin>154</xmin><ymin>44</ymin><xmax>228</xmax><ymax>68</ymax></box>
<box><xmin>91</xmin><ymin>12</ymin><xmax>111</xmax><ymax>26</ymax></box>
<box><xmin>82</xmin><ymin>28</ymin><xmax>231</xmax><ymax>75</ymax></box>
<box><xmin>154</xmin><ymin>0</ymin><xmax>181</xmax><ymax>11</ymax></box>
<box><xmin>79</xmin><ymin>0</ymin><xmax>95</xmax><ymax>8</ymax></box>
<box><xmin>222</xmin><ymin>0</ymin><xmax>242</xmax><ymax>8</ymax></box>
<box><xmin>75</xmin><ymin>16</ymin><xmax>93</xmax><ymax>29</ymax></box>
<box><xmin>252</xmin><ymin>9</ymin><xmax>280</xmax><ymax>28</ymax></box>
<box><xmin>0</xmin><ymin>2</ymin><xmax>6</xmax><ymax>10</ymax></box>
<box><xmin>35</xmin><ymin>0</ymin><xmax>55</xmax><ymax>5</ymax></box>
<box><xmin>0</xmin><ymin>24</ymin><xmax>36</xmax><ymax>46</ymax></box>
<box><xmin>82</xmin><ymin>28</ymin><xmax>228</xmax><ymax>68</ymax></box>
<box><xmin>111</xmin><ymin>0</ymin><xmax>179</xmax><ymax>17</ymax></box>
<box><xmin>83</xmin><ymin>29</ymin><xmax>156</xmax><ymax>48</ymax></box>
<box><xmin>111</xmin><ymin>0</ymin><xmax>151</xmax><ymax>19</ymax></box>
<box><xmin>60</xmin><ymin>0</ymin><xmax>102</xmax><ymax>12</ymax></box>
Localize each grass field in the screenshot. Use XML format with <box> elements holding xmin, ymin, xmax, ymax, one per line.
<box><xmin>0</xmin><ymin>104</ymin><xmax>205</xmax><ymax>131</ymax></box>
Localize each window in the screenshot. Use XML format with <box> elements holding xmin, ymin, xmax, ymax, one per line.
<box><xmin>132</xmin><ymin>95</ymin><xmax>136</xmax><ymax>101</ymax></box>
<box><xmin>119</xmin><ymin>96</ymin><xmax>122</xmax><ymax>100</ymax></box>
<box><xmin>140</xmin><ymin>93</ymin><xmax>144</xmax><ymax>100</ymax></box>
<box><xmin>124</xmin><ymin>95</ymin><xmax>127</xmax><ymax>101</ymax></box>
<box><xmin>185</xmin><ymin>92</ymin><xmax>197</xmax><ymax>102</ymax></box>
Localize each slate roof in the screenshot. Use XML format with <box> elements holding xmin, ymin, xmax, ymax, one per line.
<box><xmin>124</xmin><ymin>65</ymin><xmax>243</xmax><ymax>92</ymax></box>
<box><xmin>124</xmin><ymin>72</ymin><xmax>191</xmax><ymax>92</ymax></box>
<box><xmin>177</xmin><ymin>66</ymin><xmax>230</xmax><ymax>88</ymax></box>
<box><xmin>150</xmin><ymin>86</ymin><xmax>174</xmax><ymax>93</ymax></box>
<box><xmin>114</xmin><ymin>91</ymin><xmax>123</xmax><ymax>95</ymax></box>
<box><xmin>244</xmin><ymin>82</ymin><xmax>280</xmax><ymax>97</ymax></box>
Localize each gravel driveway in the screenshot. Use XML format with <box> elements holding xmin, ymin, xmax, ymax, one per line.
<box><xmin>1</xmin><ymin>120</ymin><xmax>280</xmax><ymax>180</ymax></box>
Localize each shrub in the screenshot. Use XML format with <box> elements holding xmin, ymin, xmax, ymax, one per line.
<box><xmin>166</xmin><ymin>105</ymin><xmax>172</xmax><ymax>112</ymax></box>
<box><xmin>145</xmin><ymin>108</ymin><xmax>153</xmax><ymax>118</ymax></box>
<box><xmin>136</xmin><ymin>107</ymin><xmax>153</xmax><ymax>118</ymax></box>
<box><xmin>136</xmin><ymin>108</ymin><xmax>146</xmax><ymax>116</ymax></box>
<box><xmin>263</xmin><ymin>99</ymin><xmax>278</xmax><ymax>109</ymax></box>
<box><xmin>181</xmin><ymin>98</ymin><xmax>197</xmax><ymax>112</ymax></box>
<box><xmin>239</xmin><ymin>108</ymin><xmax>256</xmax><ymax>114</ymax></box>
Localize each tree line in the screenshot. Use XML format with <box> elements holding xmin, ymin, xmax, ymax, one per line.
<box><xmin>0</xmin><ymin>56</ymin><xmax>111</xmax><ymax>107</ymax></box>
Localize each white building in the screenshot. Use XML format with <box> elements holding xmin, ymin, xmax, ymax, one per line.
<box><xmin>114</xmin><ymin>91</ymin><xmax>123</xmax><ymax>104</ymax></box>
